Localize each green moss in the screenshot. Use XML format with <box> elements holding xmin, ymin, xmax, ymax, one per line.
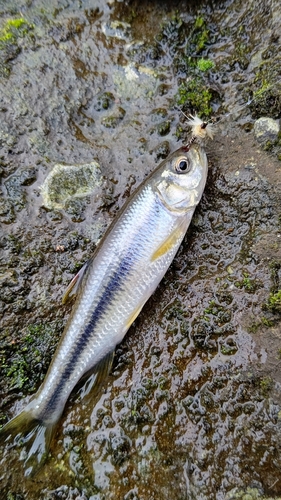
<box><xmin>157</xmin><ymin>120</ymin><xmax>171</xmax><ymax>136</ymax></box>
<box><xmin>260</xmin><ymin>376</ymin><xmax>273</xmax><ymax>395</ymax></box>
<box><xmin>269</xmin><ymin>260</ymin><xmax>281</xmax><ymax>284</ymax></box>
<box><xmin>267</xmin><ymin>289</ymin><xmax>281</xmax><ymax>313</ymax></box>
<box><xmin>253</xmin><ymin>80</ymin><xmax>271</xmax><ymax>100</ymax></box>
<box><xmin>158</xmin><ymin>13</ymin><xmax>210</xmax><ymax>77</ymax></box>
<box><xmin>155</xmin><ymin>14</ymin><xmax>214</xmax><ymax>116</ymax></box>
<box><xmin>175</xmin><ymin>124</ymin><xmax>184</xmax><ymax>139</ymax></box>
<box><xmin>194</xmin><ymin>16</ymin><xmax>204</xmax><ymax>29</ymax></box>
<box><xmin>248</xmin><ymin>315</ymin><xmax>274</xmax><ymax>333</ymax></box>
<box><xmin>242</xmin><ymin>275</ymin><xmax>254</xmax><ymax>290</ymax></box>
<box><xmin>94</xmin><ymin>92</ymin><xmax>115</xmax><ymax>111</ymax></box>
<box><xmin>158</xmin><ymin>376</ymin><xmax>168</xmax><ymax>390</ymax></box>
<box><xmin>0</xmin><ymin>31</ymin><xmax>13</xmax><ymax>42</ymax></box>
<box><xmin>6</xmin><ymin>19</ymin><xmax>26</xmax><ymax>29</ymax></box>
<box><xmin>226</xmin><ymin>486</ymin><xmax>281</xmax><ymax>499</ymax></box>
<box><xmin>247</xmin><ymin>321</ymin><xmax>260</xmax><ymax>334</ymax></box>
<box><xmin>141</xmin><ymin>377</ymin><xmax>157</xmax><ymax>390</ymax></box>
<box><xmin>261</xmin><ymin>316</ymin><xmax>273</xmax><ymax>327</ymax></box>
<box><xmin>6</xmin><ymin>234</ymin><xmax>22</xmax><ymax>253</ymax></box>
<box><xmin>193</xmin><ymin>16</ymin><xmax>209</xmax><ymax>52</ymax></box>
<box><xmin>197</xmin><ymin>58</ymin><xmax>214</xmax><ymax>72</ymax></box>
<box><xmin>176</xmin><ymin>78</ymin><xmax>213</xmax><ymax>117</ymax></box>
<box><xmin>204</xmin><ymin>300</ymin><xmax>218</xmax><ymax>315</ymax></box>
<box><xmin>7</xmin><ymin>494</ymin><xmax>20</xmax><ymax>500</ymax></box>
<box><xmin>220</xmin><ymin>338</ymin><xmax>238</xmax><ymax>355</ymax></box>
<box><xmin>263</xmin><ymin>140</ymin><xmax>275</xmax><ymax>151</ymax></box>
<box><xmin>0</xmin><ymin>17</ymin><xmax>33</xmax><ymax>45</ymax></box>
<box><xmin>1</xmin><ymin>322</ymin><xmax>61</xmax><ymax>394</ymax></box>
<box><xmin>234</xmin><ymin>272</ymin><xmax>262</xmax><ymax>293</ymax></box>
<box><xmin>101</xmin><ymin>107</ymin><xmax>126</xmax><ymax>128</ymax></box>
<box><xmin>250</xmin><ymin>80</ymin><xmax>281</xmax><ymax>119</ymax></box>
<box><xmin>6</xmin><ymin>356</ymin><xmax>29</xmax><ymax>389</ymax></box>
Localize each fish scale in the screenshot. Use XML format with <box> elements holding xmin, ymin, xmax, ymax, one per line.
<box><xmin>0</xmin><ymin>143</ymin><xmax>208</xmax><ymax>476</ymax></box>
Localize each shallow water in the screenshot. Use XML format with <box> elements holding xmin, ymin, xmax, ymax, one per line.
<box><xmin>0</xmin><ymin>0</ymin><xmax>281</xmax><ymax>499</ymax></box>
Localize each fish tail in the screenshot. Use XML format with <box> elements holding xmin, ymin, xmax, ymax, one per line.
<box><xmin>0</xmin><ymin>409</ymin><xmax>57</xmax><ymax>477</ymax></box>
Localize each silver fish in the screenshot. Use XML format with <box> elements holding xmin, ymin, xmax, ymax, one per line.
<box><xmin>0</xmin><ymin>142</ymin><xmax>208</xmax><ymax>476</ymax></box>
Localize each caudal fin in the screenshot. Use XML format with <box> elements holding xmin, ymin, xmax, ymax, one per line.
<box><xmin>0</xmin><ymin>409</ymin><xmax>57</xmax><ymax>477</ymax></box>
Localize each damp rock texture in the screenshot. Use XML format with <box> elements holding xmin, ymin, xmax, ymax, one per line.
<box><xmin>1</xmin><ymin>0</ymin><xmax>281</xmax><ymax>499</ymax></box>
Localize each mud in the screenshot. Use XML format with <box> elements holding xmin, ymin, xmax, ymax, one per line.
<box><xmin>0</xmin><ymin>0</ymin><xmax>281</xmax><ymax>499</ymax></box>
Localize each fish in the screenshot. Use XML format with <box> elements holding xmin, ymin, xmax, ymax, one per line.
<box><xmin>0</xmin><ymin>139</ymin><xmax>208</xmax><ymax>477</ymax></box>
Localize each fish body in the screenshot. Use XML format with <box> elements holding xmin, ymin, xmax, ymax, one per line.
<box><xmin>0</xmin><ymin>143</ymin><xmax>208</xmax><ymax>475</ymax></box>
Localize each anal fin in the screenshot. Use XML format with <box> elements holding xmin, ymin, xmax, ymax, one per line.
<box><xmin>125</xmin><ymin>305</ymin><xmax>143</xmax><ymax>330</ymax></box>
<box><xmin>75</xmin><ymin>351</ymin><xmax>115</xmax><ymax>400</ymax></box>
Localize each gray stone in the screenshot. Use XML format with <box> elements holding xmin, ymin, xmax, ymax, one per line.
<box><xmin>41</xmin><ymin>161</ymin><xmax>102</xmax><ymax>210</ymax></box>
<box><xmin>253</xmin><ymin>116</ymin><xmax>280</xmax><ymax>144</ymax></box>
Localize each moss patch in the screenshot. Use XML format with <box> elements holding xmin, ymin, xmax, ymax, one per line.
<box><xmin>234</xmin><ymin>272</ymin><xmax>262</xmax><ymax>293</ymax></box>
<box><xmin>267</xmin><ymin>289</ymin><xmax>281</xmax><ymax>314</ymax></box>
<box><xmin>1</xmin><ymin>322</ymin><xmax>62</xmax><ymax>397</ymax></box>
<box><xmin>197</xmin><ymin>58</ymin><xmax>214</xmax><ymax>72</ymax></box>
<box><xmin>176</xmin><ymin>78</ymin><xmax>213</xmax><ymax>117</ymax></box>
<box><xmin>193</xmin><ymin>15</ymin><xmax>209</xmax><ymax>52</ymax></box>
<box><xmin>0</xmin><ymin>18</ymin><xmax>33</xmax><ymax>45</ymax></box>
<box><xmin>259</xmin><ymin>376</ymin><xmax>273</xmax><ymax>396</ymax></box>
<box><xmin>250</xmin><ymin>81</ymin><xmax>281</xmax><ymax>119</ymax></box>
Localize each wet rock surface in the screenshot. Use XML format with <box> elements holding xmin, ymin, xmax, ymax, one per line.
<box><xmin>0</xmin><ymin>0</ymin><xmax>281</xmax><ymax>499</ymax></box>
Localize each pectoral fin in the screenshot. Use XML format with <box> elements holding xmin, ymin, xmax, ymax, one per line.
<box><xmin>151</xmin><ymin>226</ymin><xmax>184</xmax><ymax>261</ymax></box>
<box><xmin>62</xmin><ymin>260</ymin><xmax>91</xmax><ymax>305</ymax></box>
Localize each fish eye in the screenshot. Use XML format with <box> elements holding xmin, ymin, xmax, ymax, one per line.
<box><xmin>174</xmin><ymin>157</ymin><xmax>191</xmax><ymax>174</ymax></box>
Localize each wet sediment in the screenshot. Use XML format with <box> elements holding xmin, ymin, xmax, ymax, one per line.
<box><xmin>0</xmin><ymin>0</ymin><xmax>281</xmax><ymax>499</ymax></box>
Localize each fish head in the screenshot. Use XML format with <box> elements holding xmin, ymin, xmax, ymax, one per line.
<box><xmin>153</xmin><ymin>144</ymin><xmax>208</xmax><ymax>213</ymax></box>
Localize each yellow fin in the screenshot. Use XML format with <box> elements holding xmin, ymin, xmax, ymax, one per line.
<box><xmin>126</xmin><ymin>305</ymin><xmax>143</xmax><ymax>329</ymax></box>
<box><xmin>151</xmin><ymin>226</ymin><xmax>183</xmax><ymax>261</ymax></box>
